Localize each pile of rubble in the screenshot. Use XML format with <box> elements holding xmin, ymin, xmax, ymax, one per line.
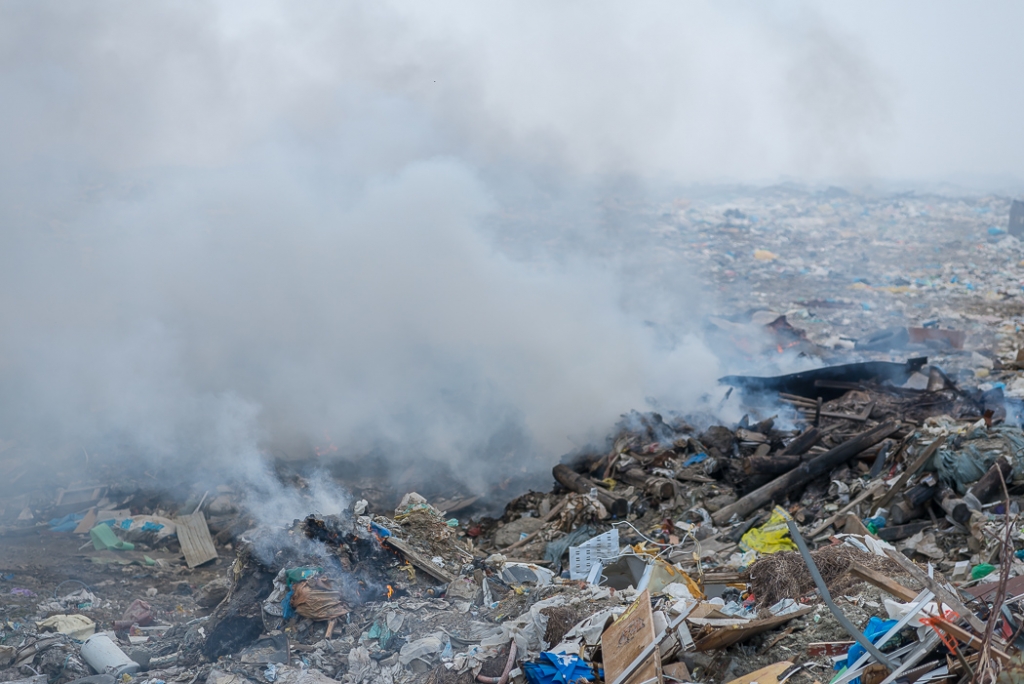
<box><xmin>8</xmin><ymin>350</ymin><xmax>1024</xmax><ymax>684</ymax></box>
<box><xmin>9</xmin><ymin>190</ymin><xmax>1024</xmax><ymax>683</ymax></box>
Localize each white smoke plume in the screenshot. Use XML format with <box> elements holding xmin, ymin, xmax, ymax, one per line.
<box><xmin>2</xmin><ymin>1</ymin><xmax>1016</xmax><ymax>498</ymax></box>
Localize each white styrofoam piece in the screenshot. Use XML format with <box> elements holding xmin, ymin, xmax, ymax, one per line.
<box><xmin>569</xmin><ymin>528</ymin><xmax>619</xmax><ymax>580</ymax></box>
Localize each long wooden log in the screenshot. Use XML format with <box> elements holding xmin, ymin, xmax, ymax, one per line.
<box><xmin>745</xmin><ymin>452</ymin><xmax>801</xmax><ymax>476</ymax></box>
<box><xmin>617</xmin><ymin>467</ymin><xmax>676</xmax><ymax>500</ymax></box>
<box><xmin>904</xmin><ymin>481</ymin><xmax>938</xmax><ymax>508</ymax></box>
<box><xmin>552</xmin><ymin>464</ymin><xmax>629</xmax><ymax>518</ymax></box>
<box><xmin>745</xmin><ymin>427</ymin><xmax>823</xmax><ymax>476</ymax></box>
<box><xmin>711</xmin><ymin>421</ymin><xmax>899</xmax><ymax>525</ymax></box>
<box><xmin>937</xmin><ymin>488</ymin><xmax>970</xmax><ymax>523</ymax></box>
<box><xmin>783</xmin><ymin>427</ymin><xmax>823</xmax><ymax>455</ymax></box>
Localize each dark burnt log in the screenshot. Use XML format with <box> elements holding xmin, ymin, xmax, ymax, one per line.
<box><xmin>905</xmin><ymin>481</ymin><xmax>939</xmax><ymax>508</ymax></box>
<box><xmin>744</xmin><ymin>427</ymin><xmax>823</xmax><ymax>477</ymax></box>
<box><xmin>711</xmin><ymin>421</ymin><xmax>900</xmax><ymax>525</ymax></box>
<box><xmin>616</xmin><ymin>467</ymin><xmax>676</xmax><ymax>500</ymax></box>
<box><xmin>553</xmin><ymin>464</ymin><xmax>629</xmax><ymax>517</ymax></box>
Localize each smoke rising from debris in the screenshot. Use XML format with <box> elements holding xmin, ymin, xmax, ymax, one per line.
<box><xmin>0</xmin><ymin>2</ymin><xmax>1019</xmax><ymax>493</ymax></box>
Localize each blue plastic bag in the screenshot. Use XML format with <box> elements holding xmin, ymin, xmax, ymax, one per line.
<box><xmin>838</xmin><ymin>616</ymin><xmax>900</xmax><ymax>684</ymax></box>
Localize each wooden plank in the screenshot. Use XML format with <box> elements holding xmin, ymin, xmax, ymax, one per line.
<box><xmin>807</xmin><ymin>642</ymin><xmax>853</xmax><ymax>657</ymax></box>
<box><xmin>725</xmin><ymin>661</ymin><xmax>793</xmax><ymax>684</ymax></box>
<box><xmin>383</xmin><ymin>537</ymin><xmax>456</xmax><ymax>583</ymax></box>
<box><xmin>843</xmin><ymin>512</ymin><xmax>873</xmax><ymax>536</ymax></box>
<box><xmin>662</xmin><ymin>662</ymin><xmax>690</xmax><ymax>682</ymax></box>
<box><xmin>73</xmin><ymin>508</ymin><xmax>97</xmax><ymax>534</ymax></box>
<box><xmin>847</xmin><ymin>562</ymin><xmax>917</xmax><ymax>601</ymax></box>
<box><xmin>882</xmin><ymin>549</ymin><xmax>987</xmax><ymax>635</ymax></box>
<box><xmin>603</xmin><ymin>588</ymin><xmax>661</xmax><ymax>684</ymax></box>
<box><xmin>701</xmin><ymin>571</ymin><xmax>749</xmax><ymax>585</ymax></box>
<box><xmin>852</xmin><ymin>557</ymin><xmax>1010</xmax><ymax>664</ymax></box>
<box><xmin>693</xmin><ymin>607</ymin><xmax>813</xmax><ymax>652</ymax></box>
<box><xmin>174</xmin><ymin>511</ymin><xmax>218</xmax><ymax>568</ymax></box>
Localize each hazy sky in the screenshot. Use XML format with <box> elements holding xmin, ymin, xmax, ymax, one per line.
<box><xmin>2</xmin><ymin>1</ymin><xmax>1021</xmax><ymax>183</ymax></box>
<box><xmin>0</xmin><ymin>1</ymin><xmax>1020</xmax><ymax>491</ymax></box>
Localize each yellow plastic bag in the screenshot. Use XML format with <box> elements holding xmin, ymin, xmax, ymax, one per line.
<box><xmin>739</xmin><ymin>506</ymin><xmax>797</xmax><ymax>554</ymax></box>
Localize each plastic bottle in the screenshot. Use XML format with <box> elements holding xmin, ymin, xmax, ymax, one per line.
<box><xmin>80</xmin><ymin>634</ymin><xmax>140</xmax><ymax>677</ymax></box>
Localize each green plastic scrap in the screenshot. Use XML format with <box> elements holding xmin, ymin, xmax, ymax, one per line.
<box><xmin>972</xmin><ymin>563</ymin><xmax>996</xmax><ymax>580</ymax></box>
<box><xmin>366</xmin><ymin>620</ymin><xmax>392</xmax><ymax>648</ymax></box>
<box><xmin>286</xmin><ymin>567</ymin><xmax>321</xmax><ymax>585</ymax></box>
<box><xmin>89</xmin><ymin>524</ymin><xmax>135</xmax><ymax>551</ymax></box>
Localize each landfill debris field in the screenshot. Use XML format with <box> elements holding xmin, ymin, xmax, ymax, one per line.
<box><xmin>8</xmin><ymin>189</ymin><xmax>1024</xmax><ymax>684</ymax></box>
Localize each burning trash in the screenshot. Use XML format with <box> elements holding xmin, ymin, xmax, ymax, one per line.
<box><xmin>7</xmin><ymin>190</ymin><xmax>1024</xmax><ymax>684</ymax></box>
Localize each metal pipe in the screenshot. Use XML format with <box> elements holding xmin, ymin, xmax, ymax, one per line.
<box><xmin>786</xmin><ymin>521</ymin><xmax>896</xmax><ymax>669</ymax></box>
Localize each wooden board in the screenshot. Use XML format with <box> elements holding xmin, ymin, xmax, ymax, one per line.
<box><xmin>851</xmin><ymin>563</ymin><xmax>1012</xmax><ymax>666</ymax></box>
<box><xmin>693</xmin><ymin>607</ymin><xmax>813</xmax><ymax>652</ymax></box>
<box><xmin>73</xmin><ymin>508</ymin><xmax>97</xmax><ymax>534</ymax></box>
<box><xmin>848</xmin><ymin>563</ymin><xmax>916</xmax><ymax>602</ymax></box>
<box><xmin>725</xmin><ymin>660</ymin><xmax>793</xmax><ymax>684</ymax></box>
<box><xmin>603</xmin><ymin>588</ymin><xmax>662</xmax><ymax>684</ymax></box>
<box><xmin>807</xmin><ymin>641</ymin><xmax>853</xmax><ymax>657</ymax></box>
<box><xmin>962</xmin><ymin>574</ymin><xmax>1024</xmax><ymax>603</ymax></box>
<box><xmin>383</xmin><ymin>537</ymin><xmax>456</xmax><ymax>583</ymax></box>
<box><xmin>662</xmin><ymin>661</ymin><xmax>690</xmax><ymax>682</ymax></box>
<box><xmin>174</xmin><ymin>511</ymin><xmax>218</xmax><ymax>568</ymax></box>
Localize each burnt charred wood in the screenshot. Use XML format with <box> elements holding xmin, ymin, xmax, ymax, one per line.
<box><xmin>186</xmin><ymin>546</ymin><xmax>274</xmax><ymax>665</ymax></box>
<box><xmin>868</xmin><ymin>439</ymin><xmax>896</xmax><ymax>478</ymax></box>
<box><xmin>699</xmin><ymin>426</ymin><xmax>736</xmax><ymax>457</ymax></box>
<box><xmin>889</xmin><ymin>479</ymin><xmax>937</xmax><ymax>525</ymax></box>
<box><xmin>745</xmin><ymin>452</ymin><xmax>801</xmax><ymax>477</ymax></box>
<box><xmin>711</xmin><ymin>421</ymin><xmax>900</xmax><ymax>525</ymax></box>
<box><xmin>744</xmin><ymin>427</ymin><xmax>823</xmax><ymax>477</ymax></box>
<box><xmin>905</xmin><ymin>481</ymin><xmax>939</xmax><ymax>508</ymax></box>
<box><xmin>782</xmin><ymin>427</ymin><xmax>824</xmax><ymax>456</ymax></box>
<box><xmin>552</xmin><ymin>464</ymin><xmax>629</xmax><ymax>518</ymax></box>
<box><xmin>967</xmin><ymin>457</ymin><xmax>1013</xmax><ymax>506</ymax></box>
<box><xmin>719</xmin><ymin>358</ymin><xmax>927</xmax><ymax>402</ymax></box>
<box><xmin>616</xmin><ymin>467</ymin><xmax>676</xmax><ymax>500</ymax></box>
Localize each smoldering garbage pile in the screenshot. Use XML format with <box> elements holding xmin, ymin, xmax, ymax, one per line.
<box><xmin>10</xmin><ymin>357</ymin><xmax>1024</xmax><ymax>684</ymax></box>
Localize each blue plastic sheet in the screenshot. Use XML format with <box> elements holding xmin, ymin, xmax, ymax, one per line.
<box><xmin>683</xmin><ymin>453</ymin><xmax>708</xmax><ymax>467</ymax></box>
<box><xmin>523</xmin><ymin>652</ymin><xmax>594</xmax><ymax>684</ymax></box>
<box><xmin>48</xmin><ymin>513</ymin><xmax>84</xmax><ymax>533</ymax></box>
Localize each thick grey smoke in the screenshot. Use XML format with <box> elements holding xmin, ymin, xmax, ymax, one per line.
<box><xmin>1</xmin><ymin>2</ymin><xmax>1018</xmax><ymax>496</ymax></box>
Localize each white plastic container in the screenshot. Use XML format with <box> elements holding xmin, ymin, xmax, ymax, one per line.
<box><xmin>81</xmin><ymin>633</ymin><xmax>140</xmax><ymax>677</ymax></box>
